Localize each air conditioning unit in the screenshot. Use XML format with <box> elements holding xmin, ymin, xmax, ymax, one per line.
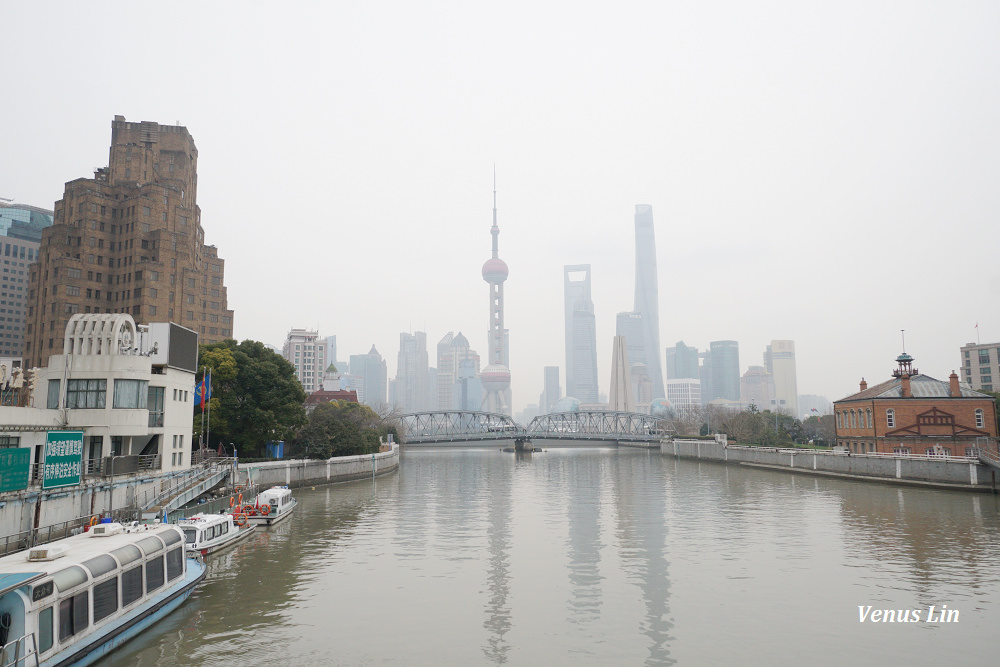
<box><xmin>27</xmin><ymin>545</ymin><xmax>68</xmax><ymax>561</ymax></box>
<box><xmin>90</xmin><ymin>523</ymin><xmax>125</xmax><ymax>537</ymax></box>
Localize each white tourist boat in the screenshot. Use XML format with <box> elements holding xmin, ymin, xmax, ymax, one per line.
<box><xmin>246</xmin><ymin>486</ymin><xmax>297</xmax><ymax>526</ymax></box>
<box><xmin>178</xmin><ymin>513</ymin><xmax>256</xmax><ymax>557</ymax></box>
<box><xmin>0</xmin><ymin>522</ymin><xmax>205</xmax><ymax>667</ymax></box>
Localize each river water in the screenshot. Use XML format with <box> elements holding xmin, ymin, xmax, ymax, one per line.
<box><xmin>97</xmin><ymin>446</ymin><xmax>1000</xmax><ymax>666</ymax></box>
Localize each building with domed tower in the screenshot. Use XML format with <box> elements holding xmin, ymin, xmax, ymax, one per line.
<box><xmin>833</xmin><ymin>352</ymin><xmax>998</xmax><ymax>456</ymax></box>
<box><xmin>481</xmin><ymin>180</ymin><xmax>511</xmax><ymax>415</ymax></box>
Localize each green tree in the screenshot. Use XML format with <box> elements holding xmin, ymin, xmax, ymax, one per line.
<box><xmin>194</xmin><ymin>340</ymin><xmax>307</xmax><ymax>456</ymax></box>
<box><xmin>292</xmin><ymin>400</ymin><xmax>391</xmax><ymax>459</ymax></box>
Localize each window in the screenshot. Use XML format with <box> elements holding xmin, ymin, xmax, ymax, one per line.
<box><xmin>148</xmin><ymin>386</ymin><xmax>165</xmax><ymax>427</ymax></box>
<box><xmin>0</xmin><ymin>436</ymin><xmax>20</xmax><ymax>449</ymax></box>
<box><xmin>47</xmin><ymin>379</ymin><xmax>60</xmax><ymax>409</ymax></box>
<box><xmin>38</xmin><ymin>606</ymin><xmax>54</xmax><ymax>652</ymax></box>
<box><xmin>93</xmin><ymin>578</ymin><xmax>119</xmax><ymax>622</ymax></box>
<box><xmin>866</xmin><ymin>409</ymin><xmax>872</xmax><ymax>429</ymax></box>
<box><xmin>166</xmin><ymin>547</ymin><xmax>183</xmax><ymax>581</ymax></box>
<box><xmin>146</xmin><ymin>557</ymin><xmax>164</xmax><ymax>593</ymax></box>
<box><xmin>886</xmin><ymin>409</ymin><xmax>895</xmax><ymax>429</ymax></box>
<box><xmin>58</xmin><ymin>591</ymin><xmax>89</xmax><ymax>641</ymax></box>
<box><xmin>121</xmin><ymin>566</ymin><xmax>143</xmax><ymax>607</ymax></box>
<box><xmin>113</xmin><ymin>379</ymin><xmax>149</xmax><ymax>409</ymax></box>
<box><xmin>66</xmin><ymin>379</ymin><xmax>107</xmax><ymax>409</ymax></box>
<box><xmin>976</xmin><ymin>409</ymin><xmax>985</xmax><ymax>428</ymax></box>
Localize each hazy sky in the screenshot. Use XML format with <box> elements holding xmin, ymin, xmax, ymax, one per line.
<box><xmin>4</xmin><ymin>2</ymin><xmax>999</xmax><ymax>413</ymax></box>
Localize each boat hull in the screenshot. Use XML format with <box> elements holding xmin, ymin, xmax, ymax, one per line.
<box><xmin>247</xmin><ymin>499</ymin><xmax>297</xmax><ymax>527</ymax></box>
<box><xmin>185</xmin><ymin>524</ymin><xmax>256</xmax><ymax>557</ymax></box>
<box><xmin>43</xmin><ymin>558</ymin><xmax>206</xmax><ymax>667</ymax></box>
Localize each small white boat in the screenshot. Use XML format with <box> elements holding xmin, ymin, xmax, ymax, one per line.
<box><xmin>177</xmin><ymin>513</ymin><xmax>256</xmax><ymax>557</ymax></box>
<box><xmin>246</xmin><ymin>486</ymin><xmax>297</xmax><ymax>526</ymax></box>
<box><xmin>0</xmin><ymin>522</ymin><xmax>204</xmax><ymax>667</ymax></box>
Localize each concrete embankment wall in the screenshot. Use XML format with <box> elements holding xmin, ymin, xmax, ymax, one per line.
<box><xmin>663</xmin><ymin>439</ymin><xmax>998</xmax><ymax>491</ymax></box>
<box><xmin>235</xmin><ymin>444</ymin><xmax>399</xmax><ymax>489</ymax></box>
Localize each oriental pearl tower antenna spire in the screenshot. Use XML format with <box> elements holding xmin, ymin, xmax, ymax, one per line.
<box><xmin>481</xmin><ymin>170</ymin><xmax>512</xmax><ymax>415</ymax></box>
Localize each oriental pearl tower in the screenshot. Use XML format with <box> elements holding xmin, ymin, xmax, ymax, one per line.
<box><xmin>481</xmin><ymin>176</ymin><xmax>511</xmax><ymax>415</ymax></box>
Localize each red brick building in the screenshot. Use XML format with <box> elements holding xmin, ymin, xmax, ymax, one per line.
<box><xmin>834</xmin><ymin>353</ymin><xmax>998</xmax><ymax>456</ymax></box>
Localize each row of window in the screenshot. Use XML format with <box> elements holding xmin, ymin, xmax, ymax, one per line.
<box><xmin>837</xmin><ymin>407</ymin><xmax>986</xmax><ymax>430</ymax></box>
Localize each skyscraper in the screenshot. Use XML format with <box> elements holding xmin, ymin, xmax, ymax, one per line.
<box><xmin>349</xmin><ymin>345</ymin><xmax>388</xmax><ymax>408</ymax></box>
<box><xmin>632</xmin><ymin>205</ymin><xmax>664</xmax><ymax>399</ymax></box>
<box><xmin>25</xmin><ymin>116</ymin><xmax>234</xmax><ymax>369</ymax></box>
<box><xmin>709</xmin><ymin>340</ymin><xmax>740</xmax><ymax>402</ymax></box>
<box><xmin>765</xmin><ymin>340</ymin><xmax>799</xmax><ymax>417</ymax></box>
<box><xmin>437</xmin><ymin>331</ymin><xmax>481</xmax><ymax>410</ymax></box>
<box><xmin>481</xmin><ymin>181</ymin><xmax>511</xmax><ymax>414</ymax></box>
<box><xmin>666</xmin><ymin>341</ymin><xmax>700</xmax><ymax>380</ymax></box>
<box><xmin>395</xmin><ymin>331</ymin><xmax>429</xmax><ymax>412</ymax></box>
<box><xmin>540</xmin><ymin>365</ymin><xmax>561</xmax><ymax>413</ymax></box>
<box><xmin>609</xmin><ymin>335</ymin><xmax>635</xmax><ymax>411</ymax></box>
<box><xmin>564</xmin><ymin>264</ymin><xmax>598</xmax><ymax>403</ymax></box>
<box><xmin>282</xmin><ymin>329</ymin><xmax>327</xmax><ymax>394</ymax></box>
<box><xmin>0</xmin><ymin>201</ymin><xmax>52</xmax><ymax>359</ymax></box>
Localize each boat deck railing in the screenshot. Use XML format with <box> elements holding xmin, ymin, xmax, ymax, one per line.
<box><xmin>0</xmin><ymin>633</ymin><xmax>39</xmax><ymax>667</ymax></box>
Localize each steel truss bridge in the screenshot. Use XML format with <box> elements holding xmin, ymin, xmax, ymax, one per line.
<box><xmin>399</xmin><ymin>410</ymin><xmax>668</xmax><ymax>445</ymax></box>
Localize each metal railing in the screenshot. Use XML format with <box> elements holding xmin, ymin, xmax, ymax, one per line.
<box><xmin>141</xmin><ymin>459</ymin><xmax>233</xmax><ymax>511</ymax></box>
<box><xmin>0</xmin><ymin>633</ymin><xmax>39</xmax><ymax>667</ymax></box>
<box><xmin>168</xmin><ymin>481</ymin><xmax>260</xmax><ymax>522</ymax></box>
<box><xmin>0</xmin><ymin>508</ymin><xmax>138</xmax><ymax>558</ymax></box>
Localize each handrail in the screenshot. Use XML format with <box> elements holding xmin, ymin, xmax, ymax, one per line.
<box><xmin>0</xmin><ymin>632</ymin><xmax>39</xmax><ymax>667</ymax></box>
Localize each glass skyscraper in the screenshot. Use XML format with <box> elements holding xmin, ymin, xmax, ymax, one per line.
<box><xmin>564</xmin><ymin>264</ymin><xmax>598</xmax><ymax>403</ymax></box>
<box><xmin>632</xmin><ymin>205</ymin><xmax>664</xmax><ymax>400</ymax></box>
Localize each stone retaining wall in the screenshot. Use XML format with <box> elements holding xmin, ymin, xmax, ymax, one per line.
<box><xmin>235</xmin><ymin>444</ymin><xmax>399</xmax><ymax>489</ymax></box>
<box><xmin>663</xmin><ymin>438</ymin><xmax>997</xmax><ymax>491</ymax></box>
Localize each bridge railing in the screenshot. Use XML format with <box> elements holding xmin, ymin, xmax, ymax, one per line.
<box><xmin>400</xmin><ymin>409</ymin><xmax>671</xmax><ymax>443</ymax></box>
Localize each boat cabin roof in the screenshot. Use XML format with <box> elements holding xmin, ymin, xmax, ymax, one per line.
<box><xmin>257</xmin><ymin>486</ymin><xmax>292</xmax><ymax>501</ymax></box>
<box><xmin>178</xmin><ymin>513</ymin><xmax>232</xmax><ymax>528</ymax></box>
<box><xmin>0</xmin><ymin>525</ymin><xmax>183</xmax><ymax>578</ymax></box>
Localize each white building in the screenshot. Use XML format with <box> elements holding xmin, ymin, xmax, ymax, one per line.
<box><xmin>666</xmin><ymin>379</ymin><xmax>702</xmax><ymax>412</ymax></box>
<box><xmin>765</xmin><ymin>340</ymin><xmax>799</xmax><ymax>417</ymax></box>
<box><xmin>0</xmin><ymin>314</ymin><xmax>198</xmax><ymax>475</ymax></box>
<box><xmin>282</xmin><ymin>329</ymin><xmax>326</xmax><ymax>394</ymax></box>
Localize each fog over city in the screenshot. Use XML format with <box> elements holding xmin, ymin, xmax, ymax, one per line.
<box><xmin>4</xmin><ymin>2</ymin><xmax>999</xmax><ymax>413</ymax></box>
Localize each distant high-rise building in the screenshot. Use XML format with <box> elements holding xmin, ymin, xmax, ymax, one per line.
<box><xmin>437</xmin><ymin>332</ymin><xmax>481</xmax><ymax>411</ymax></box>
<box><xmin>481</xmin><ymin>181</ymin><xmax>512</xmax><ymax>414</ymax></box>
<box><xmin>454</xmin><ymin>357</ymin><xmax>483</xmax><ymax>410</ymax></box>
<box><xmin>666</xmin><ymin>379</ymin><xmax>702</xmax><ymax>412</ymax></box>
<box><xmin>960</xmin><ymin>341</ymin><xmax>1000</xmax><ymax>392</ymax></box>
<box><xmin>609</xmin><ymin>335</ymin><xmax>635</xmax><ymax>411</ymax></box>
<box><xmin>740</xmin><ymin>365</ymin><xmax>773</xmax><ymax>410</ymax></box>
<box><xmin>282</xmin><ymin>329</ymin><xmax>327</xmax><ymax>394</ymax></box>
<box><xmin>25</xmin><ymin>116</ymin><xmax>234</xmax><ymax>369</ymax></box>
<box><xmin>564</xmin><ymin>264</ymin><xmax>599</xmax><ymax>403</ymax></box>
<box><xmin>699</xmin><ymin>352</ymin><xmax>713</xmax><ymax>405</ymax></box>
<box><xmin>616</xmin><ymin>311</ymin><xmax>652</xmax><ymax>410</ymax></box>
<box><xmin>540</xmin><ymin>365</ymin><xmax>561</xmax><ymax>413</ymax></box>
<box><xmin>395</xmin><ymin>331</ymin><xmax>429</xmax><ymax>412</ymax></box>
<box><xmin>765</xmin><ymin>340</ymin><xmax>799</xmax><ymax>417</ymax></box>
<box><xmin>322</xmin><ymin>335</ymin><xmax>340</xmax><ymax>372</ymax></box>
<box><xmin>666</xmin><ymin>341</ymin><xmax>700</xmax><ymax>380</ymax></box>
<box><xmin>709</xmin><ymin>340</ymin><xmax>740</xmax><ymax>402</ymax></box>
<box><xmin>350</xmin><ymin>345</ymin><xmax>388</xmax><ymax>408</ymax></box>
<box><xmin>0</xmin><ymin>202</ymin><xmax>53</xmax><ymax>359</ymax></box>
<box><xmin>632</xmin><ymin>205</ymin><xmax>665</xmax><ymax>400</ymax></box>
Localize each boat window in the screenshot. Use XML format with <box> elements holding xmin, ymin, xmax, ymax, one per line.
<box><xmin>32</xmin><ymin>580</ymin><xmax>54</xmax><ymax>602</ymax></box>
<box><xmin>111</xmin><ymin>544</ymin><xmax>142</xmax><ymax>565</ymax></box>
<box><xmin>52</xmin><ymin>566</ymin><xmax>88</xmax><ymax>592</ymax></box>
<box><xmin>93</xmin><ymin>577</ymin><xmax>119</xmax><ymax>622</ymax></box>
<box><xmin>166</xmin><ymin>547</ymin><xmax>184</xmax><ymax>581</ymax></box>
<box><xmin>122</xmin><ymin>566</ymin><xmax>143</xmax><ymax>607</ymax></box>
<box><xmin>158</xmin><ymin>529</ymin><xmax>182</xmax><ymax>546</ymax></box>
<box><xmin>183</xmin><ymin>528</ymin><xmax>197</xmax><ymax>544</ymax></box>
<box><xmin>137</xmin><ymin>535</ymin><xmax>164</xmax><ymax>555</ymax></box>
<box><xmin>146</xmin><ymin>556</ymin><xmax>165</xmax><ymax>593</ymax></box>
<box><xmin>38</xmin><ymin>606</ymin><xmax>53</xmax><ymax>653</ymax></box>
<box><xmin>82</xmin><ymin>554</ymin><xmax>118</xmax><ymax>578</ymax></box>
<box><xmin>58</xmin><ymin>590</ymin><xmax>89</xmax><ymax>641</ymax></box>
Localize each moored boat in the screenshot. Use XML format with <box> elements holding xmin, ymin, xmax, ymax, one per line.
<box><xmin>0</xmin><ymin>522</ymin><xmax>205</xmax><ymax>667</ymax></box>
<box><xmin>246</xmin><ymin>486</ymin><xmax>297</xmax><ymax>527</ymax></box>
<box><xmin>177</xmin><ymin>513</ymin><xmax>256</xmax><ymax>557</ymax></box>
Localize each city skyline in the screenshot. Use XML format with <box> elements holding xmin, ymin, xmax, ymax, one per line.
<box><xmin>3</xmin><ymin>3</ymin><xmax>998</xmax><ymax>412</ymax></box>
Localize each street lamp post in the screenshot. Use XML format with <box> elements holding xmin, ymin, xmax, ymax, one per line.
<box><xmin>108</xmin><ymin>455</ymin><xmax>126</xmax><ymax>522</ymax></box>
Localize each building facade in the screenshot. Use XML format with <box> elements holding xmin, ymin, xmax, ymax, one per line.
<box><xmin>0</xmin><ymin>202</ymin><xmax>52</xmax><ymax>359</ymax></box>
<box><xmin>349</xmin><ymin>345</ymin><xmax>388</xmax><ymax>408</ymax></box>
<box><xmin>0</xmin><ymin>313</ymin><xmax>198</xmax><ymax>474</ymax></box>
<box><xmin>24</xmin><ymin>117</ymin><xmax>234</xmax><ymax>370</ymax></box>
<box><xmin>765</xmin><ymin>340</ymin><xmax>799</xmax><ymax>417</ymax></box>
<box><xmin>282</xmin><ymin>329</ymin><xmax>326</xmax><ymax>394</ymax></box>
<box><xmin>564</xmin><ymin>264</ymin><xmax>598</xmax><ymax>403</ymax></box>
<box><xmin>631</xmin><ymin>204</ymin><xmax>664</xmax><ymax>400</ymax></box>
<box><xmin>834</xmin><ymin>354</ymin><xmax>998</xmax><ymax>455</ymax></box>
<box><xmin>666</xmin><ymin>341</ymin><xmax>700</xmax><ymax>380</ymax></box>
<box><xmin>960</xmin><ymin>341</ymin><xmax>1000</xmax><ymax>392</ymax></box>
<box><xmin>740</xmin><ymin>365</ymin><xmax>773</xmax><ymax>410</ymax></box>
<box><xmin>708</xmin><ymin>340</ymin><xmax>740</xmax><ymax>403</ymax></box>
<box><xmin>666</xmin><ymin>379</ymin><xmax>702</xmax><ymax>412</ymax></box>
<box><xmin>395</xmin><ymin>331</ymin><xmax>429</xmax><ymax>413</ymax></box>
<box><xmin>539</xmin><ymin>365</ymin><xmax>561</xmax><ymax>414</ymax></box>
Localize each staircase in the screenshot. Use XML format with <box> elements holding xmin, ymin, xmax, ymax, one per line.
<box><xmin>141</xmin><ymin>461</ymin><xmax>232</xmax><ymax>520</ymax></box>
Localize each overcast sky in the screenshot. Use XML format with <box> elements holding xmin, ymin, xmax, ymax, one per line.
<box><xmin>4</xmin><ymin>2</ymin><xmax>999</xmax><ymax>413</ymax></box>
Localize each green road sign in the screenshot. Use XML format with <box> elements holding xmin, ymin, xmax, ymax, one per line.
<box><xmin>0</xmin><ymin>448</ymin><xmax>30</xmax><ymax>492</ymax></box>
<box><xmin>42</xmin><ymin>431</ymin><xmax>84</xmax><ymax>489</ymax></box>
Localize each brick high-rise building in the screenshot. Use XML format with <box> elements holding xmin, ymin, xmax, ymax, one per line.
<box><xmin>24</xmin><ymin>116</ymin><xmax>234</xmax><ymax>369</ymax></box>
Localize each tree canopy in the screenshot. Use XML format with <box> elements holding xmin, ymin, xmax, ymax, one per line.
<box><xmin>194</xmin><ymin>340</ymin><xmax>307</xmax><ymax>456</ymax></box>
<box><xmin>292</xmin><ymin>400</ymin><xmax>395</xmax><ymax>459</ymax></box>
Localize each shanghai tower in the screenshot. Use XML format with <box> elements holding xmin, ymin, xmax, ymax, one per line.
<box><xmin>633</xmin><ymin>205</ymin><xmax>664</xmax><ymax>400</ymax></box>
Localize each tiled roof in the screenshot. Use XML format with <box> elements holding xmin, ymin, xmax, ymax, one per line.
<box><xmin>836</xmin><ymin>375</ymin><xmax>991</xmax><ymax>402</ymax></box>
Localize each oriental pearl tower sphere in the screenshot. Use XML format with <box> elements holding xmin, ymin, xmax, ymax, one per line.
<box><xmin>481</xmin><ymin>179</ymin><xmax>511</xmax><ymax>415</ymax></box>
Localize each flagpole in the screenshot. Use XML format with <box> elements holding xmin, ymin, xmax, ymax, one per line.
<box><xmin>206</xmin><ymin>367</ymin><xmax>212</xmax><ymax>455</ymax></box>
<box><xmin>200</xmin><ymin>366</ymin><xmax>206</xmax><ymax>451</ymax></box>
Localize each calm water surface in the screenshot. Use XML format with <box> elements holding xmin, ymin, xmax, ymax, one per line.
<box><xmin>98</xmin><ymin>446</ymin><xmax>1000</xmax><ymax>666</ymax></box>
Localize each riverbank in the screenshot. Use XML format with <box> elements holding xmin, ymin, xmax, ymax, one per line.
<box><xmin>235</xmin><ymin>444</ymin><xmax>399</xmax><ymax>489</ymax></box>
<box><xmin>663</xmin><ymin>436</ymin><xmax>998</xmax><ymax>492</ymax></box>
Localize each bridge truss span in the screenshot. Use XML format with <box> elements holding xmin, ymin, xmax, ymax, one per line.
<box><xmin>400</xmin><ymin>411</ymin><xmax>525</xmax><ymax>444</ymax></box>
<box><xmin>527</xmin><ymin>410</ymin><xmax>667</xmax><ymax>442</ymax></box>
